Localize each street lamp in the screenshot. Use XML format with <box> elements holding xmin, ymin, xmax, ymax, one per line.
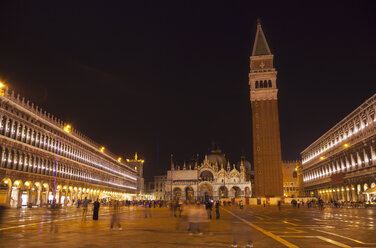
<box><xmin>100</xmin><ymin>147</ymin><xmax>105</xmax><ymax>152</ymax></box>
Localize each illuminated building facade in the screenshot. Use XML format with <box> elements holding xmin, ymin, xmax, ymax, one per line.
<box><xmin>165</xmin><ymin>146</ymin><xmax>252</xmax><ymax>201</ymax></box>
<box><xmin>0</xmin><ymin>86</ymin><xmax>142</xmax><ymax>207</ymax></box>
<box><xmin>282</xmin><ymin>160</ymin><xmax>301</xmax><ymax>197</ymax></box>
<box><xmin>301</xmin><ymin>94</ymin><xmax>376</xmax><ymax>202</ymax></box>
<box><xmin>153</xmin><ymin>175</ymin><xmax>167</xmax><ymax>200</ymax></box>
<box><xmin>249</xmin><ymin>20</ymin><xmax>283</xmax><ymax>197</ymax></box>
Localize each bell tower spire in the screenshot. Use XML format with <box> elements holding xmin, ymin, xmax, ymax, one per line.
<box><xmin>252</xmin><ymin>19</ymin><xmax>272</xmax><ymax>56</ymax></box>
<box><xmin>249</xmin><ymin>19</ymin><xmax>283</xmax><ymax>197</ymax></box>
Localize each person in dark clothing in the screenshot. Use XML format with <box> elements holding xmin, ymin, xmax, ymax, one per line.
<box><xmin>93</xmin><ymin>199</ymin><xmax>100</xmax><ymax>220</ymax></box>
<box><xmin>205</xmin><ymin>200</ymin><xmax>212</xmax><ymax>219</ymax></box>
<box><xmin>215</xmin><ymin>201</ymin><xmax>220</xmax><ymax>219</ymax></box>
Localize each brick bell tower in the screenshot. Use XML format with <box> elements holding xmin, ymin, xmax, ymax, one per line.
<box><xmin>249</xmin><ymin>20</ymin><xmax>283</xmax><ymax>197</ymax></box>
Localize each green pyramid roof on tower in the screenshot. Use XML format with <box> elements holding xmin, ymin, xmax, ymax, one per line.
<box><xmin>252</xmin><ymin>20</ymin><xmax>272</xmax><ymax>56</ymax></box>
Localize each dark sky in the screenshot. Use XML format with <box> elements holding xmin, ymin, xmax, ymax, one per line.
<box><xmin>0</xmin><ymin>1</ymin><xmax>375</xmax><ymax>181</ymax></box>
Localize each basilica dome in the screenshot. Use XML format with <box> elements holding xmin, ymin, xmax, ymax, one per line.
<box><xmin>206</xmin><ymin>146</ymin><xmax>227</xmax><ymax>166</ymax></box>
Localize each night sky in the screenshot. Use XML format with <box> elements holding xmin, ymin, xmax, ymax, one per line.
<box><xmin>0</xmin><ymin>1</ymin><xmax>375</xmax><ymax>180</ymax></box>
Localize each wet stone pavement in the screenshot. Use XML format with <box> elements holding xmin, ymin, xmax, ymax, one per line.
<box><xmin>0</xmin><ymin>205</ymin><xmax>376</xmax><ymax>248</ymax></box>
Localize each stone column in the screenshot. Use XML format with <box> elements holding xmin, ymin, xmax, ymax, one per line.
<box><xmin>0</xmin><ymin>149</ymin><xmax>5</xmax><ymax>168</ymax></box>
<box><xmin>27</xmin><ymin>189</ymin><xmax>32</xmax><ymax>206</ymax></box>
<box><xmin>37</xmin><ymin>189</ymin><xmax>41</xmax><ymax>206</ymax></box>
<box><xmin>17</xmin><ymin>188</ymin><xmax>22</xmax><ymax>208</ymax></box>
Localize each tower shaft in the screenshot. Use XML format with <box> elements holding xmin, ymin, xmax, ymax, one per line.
<box><xmin>250</xmin><ymin>21</ymin><xmax>283</xmax><ymax>197</ymax></box>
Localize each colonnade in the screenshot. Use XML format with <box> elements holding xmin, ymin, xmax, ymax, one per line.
<box><xmin>303</xmin><ymin>142</ymin><xmax>376</xmax><ymax>183</ymax></box>
<box><xmin>302</xmin><ymin>98</ymin><xmax>376</xmax><ymax>164</ymax></box>
<box><xmin>309</xmin><ymin>182</ymin><xmax>376</xmax><ymax>203</ymax></box>
<box><xmin>0</xmin><ymin>177</ymin><xmax>132</xmax><ymax>208</ymax></box>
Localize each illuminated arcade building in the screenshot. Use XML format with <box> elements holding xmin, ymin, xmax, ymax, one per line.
<box><xmin>165</xmin><ymin>145</ymin><xmax>252</xmax><ymax>201</ymax></box>
<box><xmin>301</xmin><ymin>94</ymin><xmax>376</xmax><ymax>202</ymax></box>
<box><xmin>0</xmin><ymin>85</ymin><xmax>143</xmax><ymax>207</ymax></box>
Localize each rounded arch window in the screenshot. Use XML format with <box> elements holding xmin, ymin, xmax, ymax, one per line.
<box><xmin>200</xmin><ymin>171</ymin><xmax>214</xmax><ymax>181</ymax></box>
<box><xmin>293</xmin><ymin>171</ymin><xmax>297</xmax><ymax>178</ymax></box>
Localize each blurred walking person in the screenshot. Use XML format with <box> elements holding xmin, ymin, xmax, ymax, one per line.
<box><xmin>49</xmin><ymin>203</ymin><xmax>60</xmax><ymax>233</ymax></box>
<box><xmin>205</xmin><ymin>200</ymin><xmax>212</xmax><ymax>219</ymax></box>
<box><xmin>110</xmin><ymin>200</ymin><xmax>122</xmax><ymax>230</ymax></box>
<box><xmin>188</xmin><ymin>203</ymin><xmax>207</xmax><ymax>235</ymax></box>
<box><xmin>81</xmin><ymin>197</ymin><xmax>89</xmax><ymax>221</ymax></box>
<box><xmin>144</xmin><ymin>201</ymin><xmax>152</xmax><ymax>218</ymax></box>
<box><xmin>93</xmin><ymin>198</ymin><xmax>100</xmax><ymax>220</ymax></box>
<box><xmin>215</xmin><ymin>200</ymin><xmax>220</xmax><ymax>219</ymax></box>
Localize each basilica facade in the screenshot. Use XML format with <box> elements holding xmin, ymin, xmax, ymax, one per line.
<box><xmin>165</xmin><ymin>147</ymin><xmax>252</xmax><ymax>201</ymax></box>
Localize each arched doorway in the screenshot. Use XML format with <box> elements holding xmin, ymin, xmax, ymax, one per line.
<box><xmin>245</xmin><ymin>187</ymin><xmax>251</xmax><ymax>197</ymax></box>
<box><xmin>230</xmin><ymin>186</ymin><xmax>241</xmax><ymax>198</ymax></box>
<box><xmin>219</xmin><ymin>186</ymin><xmax>228</xmax><ymax>199</ymax></box>
<box><xmin>199</xmin><ymin>183</ymin><xmax>213</xmax><ymax>201</ymax></box>
<box><xmin>185</xmin><ymin>186</ymin><xmax>194</xmax><ymax>201</ymax></box>
<box><xmin>0</xmin><ymin>178</ymin><xmax>11</xmax><ymax>206</ymax></box>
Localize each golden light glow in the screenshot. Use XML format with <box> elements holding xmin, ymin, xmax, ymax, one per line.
<box><xmin>100</xmin><ymin>147</ymin><xmax>105</xmax><ymax>152</ymax></box>
<box><xmin>63</xmin><ymin>124</ymin><xmax>71</xmax><ymax>133</ymax></box>
<box><xmin>0</xmin><ymin>82</ymin><xmax>5</xmax><ymax>96</ymax></box>
<box><xmin>69</xmin><ymin>186</ymin><xmax>73</xmax><ymax>190</ymax></box>
<box><xmin>35</xmin><ymin>182</ymin><xmax>40</xmax><ymax>187</ymax></box>
<box><xmin>4</xmin><ymin>180</ymin><xmax>8</xmax><ymax>184</ymax></box>
<box><xmin>63</xmin><ymin>186</ymin><xmax>67</xmax><ymax>190</ymax></box>
<box><xmin>25</xmin><ymin>182</ymin><xmax>30</xmax><ymax>186</ymax></box>
<box><xmin>57</xmin><ymin>185</ymin><xmax>61</xmax><ymax>189</ymax></box>
<box><xmin>43</xmin><ymin>183</ymin><xmax>48</xmax><ymax>188</ymax></box>
<box><xmin>117</xmin><ymin>157</ymin><xmax>122</xmax><ymax>162</ymax></box>
<box><xmin>344</xmin><ymin>143</ymin><xmax>349</xmax><ymax>148</ymax></box>
<box><xmin>320</xmin><ymin>156</ymin><xmax>325</xmax><ymax>160</ymax></box>
<box><xmin>14</xmin><ymin>181</ymin><xmax>20</xmax><ymax>186</ymax></box>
